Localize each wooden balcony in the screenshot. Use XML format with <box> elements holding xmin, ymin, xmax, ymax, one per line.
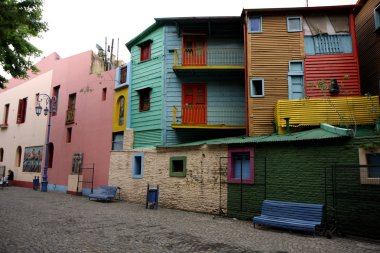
<box><xmin>173</xmin><ymin>48</ymin><xmax>244</xmax><ymax>72</ymax></box>
<box><xmin>275</xmin><ymin>96</ymin><xmax>380</xmax><ymax>134</ymax></box>
<box><xmin>172</xmin><ymin>105</ymin><xmax>245</xmax><ymax>130</ymax></box>
<box><xmin>66</xmin><ymin>108</ymin><xmax>75</xmax><ymax>125</ymax></box>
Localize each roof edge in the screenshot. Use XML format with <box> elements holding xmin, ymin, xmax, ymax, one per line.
<box><xmin>320</xmin><ymin>123</ymin><xmax>354</xmax><ymax>137</ymax></box>
<box><xmin>126</xmin><ymin>22</ymin><xmax>161</xmax><ymax>51</ymax></box>
<box><xmin>243</xmin><ymin>4</ymin><xmax>359</xmax><ymax>13</ymax></box>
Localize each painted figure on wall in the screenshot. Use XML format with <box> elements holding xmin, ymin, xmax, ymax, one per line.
<box><xmin>23</xmin><ymin>146</ymin><xmax>43</xmax><ymax>172</ymax></box>
<box><xmin>72</xmin><ymin>153</ymin><xmax>83</xmax><ymax>174</ymax></box>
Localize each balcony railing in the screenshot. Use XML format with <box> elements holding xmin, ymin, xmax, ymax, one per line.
<box><xmin>66</xmin><ymin>108</ymin><xmax>75</xmax><ymax>124</ymax></box>
<box><xmin>172</xmin><ymin>106</ymin><xmax>246</xmax><ymax>129</ymax></box>
<box><xmin>173</xmin><ymin>48</ymin><xmax>244</xmax><ymax>67</ymax></box>
<box><xmin>275</xmin><ymin>96</ymin><xmax>380</xmax><ymax>134</ymax></box>
<box><xmin>182</xmin><ymin>104</ymin><xmax>207</xmax><ymax>124</ymax></box>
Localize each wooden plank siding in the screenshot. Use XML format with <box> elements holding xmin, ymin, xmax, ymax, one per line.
<box><xmin>164</xmin><ymin>25</ymin><xmax>245</xmax><ymax>145</ymax></box>
<box><xmin>304</xmin><ymin>54</ymin><xmax>361</xmax><ymax>97</ymax></box>
<box><xmin>130</xmin><ymin>26</ymin><xmax>165</xmax><ymax>148</ymax></box>
<box><xmin>355</xmin><ymin>0</ymin><xmax>380</xmax><ymax>95</ymax></box>
<box><xmin>247</xmin><ymin>14</ymin><xmax>304</xmax><ymax>136</ymax></box>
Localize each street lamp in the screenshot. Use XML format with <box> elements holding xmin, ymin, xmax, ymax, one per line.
<box><xmin>35</xmin><ymin>93</ymin><xmax>56</xmax><ymax>192</ymax></box>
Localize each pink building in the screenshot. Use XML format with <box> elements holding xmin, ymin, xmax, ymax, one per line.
<box><xmin>2</xmin><ymin>51</ymin><xmax>116</xmax><ymax>194</ymax></box>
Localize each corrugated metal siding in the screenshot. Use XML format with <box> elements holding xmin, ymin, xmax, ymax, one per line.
<box><xmin>130</xmin><ymin>26</ymin><xmax>164</xmax><ymax>146</ymax></box>
<box><xmin>355</xmin><ymin>0</ymin><xmax>380</xmax><ymax>95</ymax></box>
<box><xmin>247</xmin><ymin>14</ymin><xmax>304</xmax><ymax>136</ymax></box>
<box><xmin>304</xmin><ymin>54</ymin><xmax>361</xmax><ymax>97</ymax></box>
<box><xmin>275</xmin><ymin>96</ymin><xmax>380</xmax><ymax>129</ymax></box>
<box><xmin>163</xmin><ymin>125</ymin><xmax>353</xmax><ymax>147</ymax></box>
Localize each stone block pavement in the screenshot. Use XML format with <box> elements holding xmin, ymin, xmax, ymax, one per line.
<box><xmin>1</xmin><ymin>187</ymin><xmax>380</xmax><ymax>253</ymax></box>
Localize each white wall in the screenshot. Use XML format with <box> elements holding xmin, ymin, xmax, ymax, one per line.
<box><xmin>0</xmin><ymin>71</ymin><xmax>52</xmax><ymax>183</ymax></box>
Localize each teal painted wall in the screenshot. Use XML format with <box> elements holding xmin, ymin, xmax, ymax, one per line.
<box><xmin>130</xmin><ymin>26</ymin><xmax>165</xmax><ymax>148</ymax></box>
<box><xmin>227</xmin><ymin>136</ymin><xmax>380</xmax><ymax>238</ymax></box>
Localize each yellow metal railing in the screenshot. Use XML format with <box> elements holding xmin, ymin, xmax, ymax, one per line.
<box><xmin>275</xmin><ymin>96</ymin><xmax>380</xmax><ymax>134</ymax></box>
<box><xmin>173</xmin><ymin>48</ymin><xmax>244</xmax><ymax>67</ymax></box>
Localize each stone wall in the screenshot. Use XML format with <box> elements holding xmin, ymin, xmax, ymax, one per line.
<box><xmin>109</xmin><ymin>130</ymin><xmax>228</xmax><ymax>213</ymax></box>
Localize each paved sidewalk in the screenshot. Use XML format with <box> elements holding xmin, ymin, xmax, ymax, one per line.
<box><xmin>0</xmin><ymin>187</ymin><xmax>379</xmax><ymax>253</ymax></box>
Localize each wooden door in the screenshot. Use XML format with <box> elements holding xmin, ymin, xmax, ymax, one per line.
<box><xmin>182</xmin><ymin>35</ymin><xmax>206</xmax><ymax>66</ymax></box>
<box><xmin>182</xmin><ymin>84</ymin><xmax>207</xmax><ymax>124</ymax></box>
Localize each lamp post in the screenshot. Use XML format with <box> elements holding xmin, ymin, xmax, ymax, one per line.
<box><xmin>35</xmin><ymin>93</ymin><xmax>55</xmax><ymax>192</ymax></box>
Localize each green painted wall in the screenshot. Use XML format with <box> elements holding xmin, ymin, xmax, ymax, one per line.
<box><xmin>130</xmin><ymin>26</ymin><xmax>164</xmax><ymax>148</ymax></box>
<box><xmin>227</xmin><ymin>135</ymin><xmax>380</xmax><ymax>238</ymax></box>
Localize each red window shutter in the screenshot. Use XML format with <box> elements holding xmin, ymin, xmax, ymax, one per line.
<box><xmin>140</xmin><ymin>43</ymin><xmax>151</xmax><ymax>61</ymax></box>
<box><xmin>22</xmin><ymin>98</ymin><xmax>27</xmax><ymax>123</ymax></box>
<box><xmin>120</xmin><ymin>66</ymin><xmax>127</xmax><ymax>84</ymax></box>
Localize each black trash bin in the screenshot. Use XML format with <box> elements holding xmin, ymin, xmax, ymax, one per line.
<box><xmin>33</xmin><ymin>176</ymin><xmax>40</xmax><ymax>191</ymax></box>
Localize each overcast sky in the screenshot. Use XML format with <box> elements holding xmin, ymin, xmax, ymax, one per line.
<box><xmin>26</xmin><ymin>0</ymin><xmax>355</xmax><ymax>64</ymax></box>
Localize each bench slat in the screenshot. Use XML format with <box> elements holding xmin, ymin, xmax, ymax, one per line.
<box><xmin>253</xmin><ymin>200</ymin><xmax>324</xmax><ymax>234</ymax></box>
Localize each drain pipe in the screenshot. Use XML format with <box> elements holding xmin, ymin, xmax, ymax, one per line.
<box><xmin>284</xmin><ymin>117</ymin><xmax>290</xmax><ymax>134</ymax></box>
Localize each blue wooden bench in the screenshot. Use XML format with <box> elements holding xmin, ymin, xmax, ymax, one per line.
<box><xmin>253</xmin><ymin>200</ymin><xmax>324</xmax><ymax>234</ymax></box>
<box><xmin>88</xmin><ymin>186</ymin><xmax>118</xmax><ymax>202</ymax></box>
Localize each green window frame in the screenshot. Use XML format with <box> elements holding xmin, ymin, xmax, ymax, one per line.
<box><xmin>169</xmin><ymin>156</ymin><xmax>187</xmax><ymax>177</ymax></box>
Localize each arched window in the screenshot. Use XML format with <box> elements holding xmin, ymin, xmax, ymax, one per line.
<box><xmin>15</xmin><ymin>146</ymin><xmax>22</xmax><ymax>167</ymax></box>
<box><xmin>48</xmin><ymin>143</ymin><xmax>54</xmax><ymax>168</ymax></box>
<box><xmin>118</xmin><ymin>96</ymin><xmax>125</xmax><ymax>126</ymax></box>
<box><xmin>0</xmin><ymin>148</ymin><xmax>4</xmax><ymax>162</ymax></box>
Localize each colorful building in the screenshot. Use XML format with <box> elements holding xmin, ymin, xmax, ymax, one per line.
<box><xmin>356</xmin><ymin>0</ymin><xmax>380</xmax><ymax>95</ymax></box>
<box><xmin>0</xmin><ymin>61</ymin><xmax>53</xmax><ymax>187</ymax></box>
<box><xmin>1</xmin><ymin>51</ymin><xmax>117</xmax><ymax>194</ymax></box>
<box><xmin>107</xmin><ymin>5</ymin><xmax>380</xmax><ymax>240</ymax></box>
<box><xmin>242</xmin><ymin>5</ymin><xmax>375</xmax><ymax>135</ymax></box>
<box><xmin>126</xmin><ymin>17</ymin><xmax>246</xmax><ymax>148</ymax></box>
<box><xmin>109</xmin><ymin>16</ymin><xmax>246</xmax><ymax>211</ymax></box>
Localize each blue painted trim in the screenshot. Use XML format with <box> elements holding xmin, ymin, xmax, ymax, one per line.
<box><xmin>127</xmin><ymin>62</ymin><xmax>132</xmax><ymax>128</ymax></box>
<box><xmin>47</xmin><ymin>184</ymin><xmax>67</xmax><ymax>192</ymax></box>
<box><xmin>162</xmin><ymin>26</ymin><xmax>168</xmax><ymax>145</ymax></box>
<box><xmin>115</xmin><ymin>67</ymin><xmax>121</xmax><ymax>89</ymax></box>
<box><xmin>287</xmin><ymin>17</ymin><xmax>302</xmax><ymax>32</ymax></box>
<box><xmin>248</xmin><ymin>16</ymin><xmax>262</xmax><ymax>33</ymax></box>
<box><xmin>375</xmin><ymin>4</ymin><xmax>380</xmax><ymax>31</ymax></box>
<box><xmin>288</xmin><ymin>60</ymin><xmax>304</xmax><ymax>73</ymax></box>
<box><xmin>82</xmin><ymin>188</ymin><xmax>94</xmax><ymax>196</ymax></box>
<box><xmin>250</xmin><ymin>78</ymin><xmax>265</xmax><ymax>97</ymax></box>
<box><xmin>288</xmin><ymin>61</ymin><xmax>304</xmax><ymax>99</ymax></box>
<box><xmin>132</xmin><ymin>153</ymin><xmax>144</xmax><ymax>179</ymax></box>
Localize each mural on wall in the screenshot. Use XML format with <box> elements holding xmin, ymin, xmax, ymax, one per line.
<box><xmin>23</xmin><ymin>146</ymin><xmax>43</xmax><ymax>172</ymax></box>
<box><xmin>72</xmin><ymin>153</ymin><xmax>83</xmax><ymax>174</ymax></box>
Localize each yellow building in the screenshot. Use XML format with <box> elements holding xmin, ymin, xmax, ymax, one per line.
<box><xmin>112</xmin><ymin>64</ymin><xmax>130</xmax><ymax>150</ymax></box>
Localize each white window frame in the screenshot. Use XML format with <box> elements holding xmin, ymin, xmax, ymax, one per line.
<box><xmin>358</xmin><ymin>148</ymin><xmax>380</xmax><ymax>185</ymax></box>
<box><xmin>287</xmin><ymin>16</ymin><xmax>302</xmax><ymax>32</ymax></box>
<box><xmin>248</xmin><ymin>16</ymin><xmax>262</xmax><ymax>33</ymax></box>
<box><xmin>375</xmin><ymin>4</ymin><xmax>380</xmax><ymax>31</ymax></box>
<box><xmin>250</xmin><ymin>78</ymin><xmax>265</xmax><ymax>97</ymax></box>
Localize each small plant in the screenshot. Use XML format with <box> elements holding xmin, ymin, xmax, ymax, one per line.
<box><xmin>360</xmin><ymin>142</ymin><xmax>380</xmax><ymax>153</ymax></box>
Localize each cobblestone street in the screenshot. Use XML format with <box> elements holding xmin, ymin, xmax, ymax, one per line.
<box><xmin>0</xmin><ymin>187</ymin><xmax>379</xmax><ymax>253</ymax></box>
